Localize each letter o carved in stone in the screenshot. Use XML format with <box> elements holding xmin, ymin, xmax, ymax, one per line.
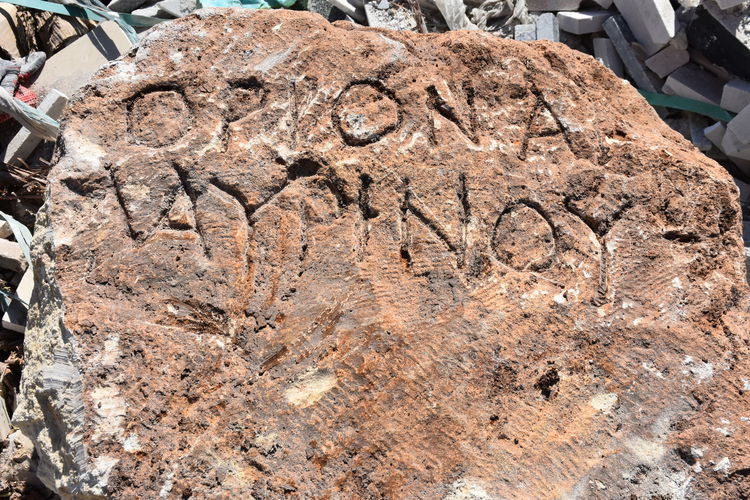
<box><xmin>128</xmin><ymin>89</ymin><xmax>191</xmax><ymax>147</ymax></box>
<box><xmin>332</xmin><ymin>81</ymin><xmax>400</xmax><ymax>146</ymax></box>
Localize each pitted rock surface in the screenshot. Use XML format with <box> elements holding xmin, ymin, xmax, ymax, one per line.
<box><xmin>15</xmin><ymin>9</ymin><xmax>750</xmax><ymax>499</ymax></box>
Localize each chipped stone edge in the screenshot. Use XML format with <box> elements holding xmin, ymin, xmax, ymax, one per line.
<box><xmin>11</xmin><ymin>200</ymin><xmax>106</xmax><ymax>499</ymax></box>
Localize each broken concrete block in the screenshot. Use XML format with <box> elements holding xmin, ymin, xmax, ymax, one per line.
<box><xmin>557</xmin><ymin>10</ymin><xmax>612</xmax><ymax>35</ymax></box>
<box><xmin>31</xmin><ymin>21</ymin><xmax>132</xmax><ymax>99</ymax></box>
<box><xmin>526</xmin><ymin>0</ymin><xmax>580</xmax><ymax>11</ymax></box>
<box><xmin>603</xmin><ymin>15</ymin><xmax>658</xmax><ymax>91</ymax></box>
<box><xmin>721</xmin><ymin>126</ymin><xmax>750</xmax><ymax>175</ymax></box>
<box><xmin>727</xmin><ymin>104</ymin><xmax>750</xmax><ymax>146</ymax></box>
<box><xmin>593</xmin><ymin>37</ymin><xmax>624</xmax><ymax>78</ymax></box>
<box><xmin>704</xmin><ymin>122</ymin><xmax>727</xmax><ymax>150</ymax></box>
<box><xmin>3</xmin><ymin>90</ymin><xmax>69</xmax><ymax>167</ymax></box>
<box><xmin>536</xmin><ymin>13</ymin><xmax>559</xmax><ymax>41</ymax></box>
<box><xmin>364</xmin><ymin>2</ymin><xmax>416</xmax><ymax>30</ymax></box>
<box><xmin>592</xmin><ymin>0</ymin><xmax>613</xmax><ymax>7</ymax></box>
<box><xmin>645</xmin><ymin>45</ymin><xmax>689</xmax><ymax>78</ymax></box>
<box><xmin>612</xmin><ymin>0</ymin><xmax>676</xmax><ymax>55</ymax></box>
<box><xmin>721</xmin><ymin>79</ymin><xmax>750</xmax><ymax>114</ymax></box>
<box><xmin>514</xmin><ymin>24</ymin><xmax>537</xmax><ymax>41</ymax></box>
<box><xmin>0</xmin><ymin>240</ymin><xmax>25</xmax><ymax>273</ymax></box>
<box><xmin>663</xmin><ymin>65</ymin><xmax>723</xmax><ymax>106</ymax></box>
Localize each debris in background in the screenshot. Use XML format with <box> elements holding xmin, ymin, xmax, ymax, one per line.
<box><xmin>663</xmin><ymin>64</ymin><xmax>724</xmax><ymax>106</ymax></box>
<box><xmin>0</xmin><ymin>4</ymin><xmax>23</xmax><ymax>59</ymax></box>
<box><xmin>593</xmin><ymin>37</ymin><xmax>623</xmax><ymax>77</ymax></box>
<box><xmin>612</xmin><ymin>0</ymin><xmax>675</xmax><ymax>55</ymax></box>
<box><xmin>557</xmin><ymin>10</ymin><xmax>611</xmax><ymax>35</ymax></box>
<box><xmin>365</xmin><ymin>0</ymin><xmax>417</xmax><ymax>30</ymax></box>
<box><xmin>534</xmin><ymin>12</ymin><xmax>558</xmax><ymax>40</ymax></box>
<box><xmin>721</xmin><ymin>78</ymin><xmax>750</xmax><ymax>113</ymax></box>
<box><xmin>603</xmin><ymin>15</ymin><xmax>658</xmax><ymax>92</ymax></box>
<box><xmin>434</xmin><ymin>0</ymin><xmax>477</xmax><ymax>30</ymax></box>
<box><xmin>15</xmin><ymin>7</ymin><xmax>97</xmax><ymax>55</ymax></box>
<box><xmin>644</xmin><ymin>44</ymin><xmax>689</xmax><ymax>78</ymax></box>
<box><xmin>30</xmin><ymin>20</ymin><xmax>131</xmax><ymax>99</ymax></box>
<box><xmin>3</xmin><ymin>89</ymin><xmax>67</xmax><ymax>166</ymax></box>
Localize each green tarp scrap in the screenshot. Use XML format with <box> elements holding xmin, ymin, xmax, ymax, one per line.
<box><xmin>639</xmin><ymin>89</ymin><xmax>736</xmax><ymax>123</ymax></box>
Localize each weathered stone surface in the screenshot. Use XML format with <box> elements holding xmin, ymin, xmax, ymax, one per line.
<box><xmin>15</xmin><ymin>8</ymin><xmax>750</xmax><ymax>499</ymax></box>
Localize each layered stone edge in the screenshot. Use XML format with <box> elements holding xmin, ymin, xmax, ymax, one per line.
<box><xmin>11</xmin><ymin>200</ymin><xmax>109</xmax><ymax>498</ymax></box>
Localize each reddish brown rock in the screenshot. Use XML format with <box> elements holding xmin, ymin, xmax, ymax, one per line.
<box><xmin>14</xmin><ymin>9</ymin><xmax>750</xmax><ymax>499</ymax></box>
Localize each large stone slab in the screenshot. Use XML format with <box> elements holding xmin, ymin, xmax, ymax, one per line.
<box><xmin>15</xmin><ymin>9</ymin><xmax>750</xmax><ymax>499</ymax></box>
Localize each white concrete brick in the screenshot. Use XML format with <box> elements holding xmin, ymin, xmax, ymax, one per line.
<box><xmin>0</xmin><ymin>240</ymin><xmax>26</xmax><ymax>273</ymax></box>
<box><xmin>557</xmin><ymin>10</ymin><xmax>612</xmax><ymax>35</ymax></box>
<box><xmin>663</xmin><ymin>66</ymin><xmax>723</xmax><ymax>106</ymax></box>
<box><xmin>721</xmin><ymin>79</ymin><xmax>750</xmax><ymax>114</ymax></box>
<box><xmin>613</xmin><ymin>0</ymin><xmax>676</xmax><ymax>55</ymax></box>
<box><xmin>527</xmin><ymin>0</ymin><xmax>580</xmax><ymax>11</ymax></box>
<box><xmin>593</xmin><ymin>37</ymin><xmax>624</xmax><ymax>78</ymax></box>
<box><xmin>645</xmin><ymin>45</ymin><xmax>689</xmax><ymax>78</ymax></box>
<box><xmin>3</xmin><ymin>89</ymin><xmax>68</xmax><ymax>166</ymax></box>
<box><xmin>721</xmin><ymin>127</ymin><xmax>750</xmax><ymax>176</ymax></box>
<box><xmin>514</xmin><ymin>24</ymin><xmax>537</xmax><ymax>41</ymax></box>
<box><xmin>704</xmin><ymin>122</ymin><xmax>726</xmax><ymax>150</ymax></box>
<box><xmin>536</xmin><ymin>13</ymin><xmax>559</xmax><ymax>41</ymax></box>
<box><xmin>728</xmin><ymin>104</ymin><xmax>750</xmax><ymax>144</ymax></box>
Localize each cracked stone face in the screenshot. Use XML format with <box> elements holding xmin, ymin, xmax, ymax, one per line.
<box><xmin>15</xmin><ymin>9</ymin><xmax>750</xmax><ymax>499</ymax></box>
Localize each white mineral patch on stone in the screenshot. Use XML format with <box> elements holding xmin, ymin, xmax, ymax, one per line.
<box><xmin>713</xmin><ymin>457</ymin><xmax>730</xmax><ymax>472</ymax></box>
<box><xmin>682</xmin><ymin>356</ymin><xmax>714</xmax><ymax>382</ymax></box>
<box><xmin>444</xmin><ymin>479</ymin><xmax>495</xmax><ymax>500</ymax></box>
<box><xmin>627</xmin><ymin>437</ymin><xmax>665</xmax><ymax>464</ymax></box>
<box><xmin>285</xmin><ymin>369</ymin><xmax>337</xmax><ymax>408</ymax></box>
<box><xmin>589</xmin><ymin>393</ymin><xmax>618</xmax><ymax>413</ymax></box>
<box><xmin>643</xmin><ymin>361</ymin><xmax>666</xmax><ymax>378</ymax></box>
<box><xmin>123</xmin><ymin>433</ymin><xmax>142</xmax><ymax>452</ymax></box>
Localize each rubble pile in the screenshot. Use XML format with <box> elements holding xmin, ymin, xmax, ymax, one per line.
<box><xmin>9</xmin><ymin>9</ymin><xmax>750</xmax><ymax>498</ymax></box>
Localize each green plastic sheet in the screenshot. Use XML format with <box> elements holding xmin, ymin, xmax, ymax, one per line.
<box><xmin>638</xmin><ymin>89</ymin><xmax>736</xmax><ymax>123</ymax></box>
